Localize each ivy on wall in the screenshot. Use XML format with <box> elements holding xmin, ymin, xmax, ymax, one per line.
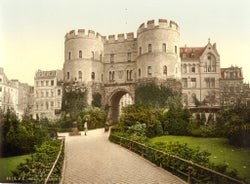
<box><xmin>135</xmin><ymin>82</ymin><xmax>178</xmax><ymax>108</ymax></box>
<box><xmin>92</xmin><ymin>92</ymin><xmax>102</xmax><ymax>108</ymax></box>
<box><xmin>61</xmin><ymin>87</ymin><xmax>88</xmax><ymax>118</ymax></box>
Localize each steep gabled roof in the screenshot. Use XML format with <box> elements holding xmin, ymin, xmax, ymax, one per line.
<box><xmin>180</xmin><ymin>46</ymin><xmax>206</xmax><ymax>59</ymax></box>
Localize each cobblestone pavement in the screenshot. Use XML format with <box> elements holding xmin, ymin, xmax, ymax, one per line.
<box><xmin>60</xmin><ymin>129</ymin><xmax>186</xmax><ymax>184</ymax></box>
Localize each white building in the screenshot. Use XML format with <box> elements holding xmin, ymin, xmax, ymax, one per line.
<box><xmin>33</xmin><ymin>69</ymin><xmax>63</xmax><ymax>119</ymax></box>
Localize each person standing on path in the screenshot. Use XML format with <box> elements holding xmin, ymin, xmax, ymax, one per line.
<box><xmin>84</xmin><ymin>121</ymin><xmax>88</xmax><ymax>136</ymax></box>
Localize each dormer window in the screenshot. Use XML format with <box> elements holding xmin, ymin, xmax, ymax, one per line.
<box><xmin>191</xmin><ymin>52</ymin><xmax>195</xmax><ymax>58</ymax></box>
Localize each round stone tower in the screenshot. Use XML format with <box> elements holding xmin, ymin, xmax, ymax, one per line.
<box><xmin>63</xmin><ymin>29</ymin><xmax>104</xmax><ymax>104</ymax></box>
<box><xmin>136</xmin><ymin>19</ymin><xmax>181</xmax><ymax>81</ymax></box>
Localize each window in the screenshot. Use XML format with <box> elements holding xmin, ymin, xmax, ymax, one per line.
<box><xmin>91</xmin><ymin>72</ymin><xmax>95</xmax><ymax>80</ymax></box>
<box><xmin>109</xmin><ymin>71</ymin><xmax>115</xmax><ymax>82</ymax></box>
<box><xmin>46</xmin><ymin>91</ymin><xmax>49</xmax><ymax>97</ymax></box>
<box><xmin>175</xmin><ymin>45</ymin><xmax>177</xmax><ymax>54</ymax></box>
<box><xmin>46</xmin><ymin>81</ymin><xmax>49</xmax><ymax>86</ymax></box>
<box><xmin>51</xmin><ymin>80</ymin><xmax>54</xmax><ymax>86</ymax></box>
<box><xmin>69</xmin><ymin>52</ymin><xmax>71</xmax><ymax>60</ymax></box>
<box><xmin>41</xmin><ymin>81</ymin><xmax>44</xmax><ymax>86</ymax></box>
<box><xmin>0</xmin><ymin>86</ymin><xmax>2</xmax><ymax>92</ymax></box>
<box><xmin>205</xmin><ymin>78</ymin><xmax>215</xmax><ymax>88</ymax></box>
<box><xmin>67</xmin><ymin>72</ymin><xmax>70</xmax><ymax>80</ymax></box>
<box><xmin>110</xmin><ymin>54</ymin><xmax>114</xmax><ymax>63</ymax></box>
<box><xmin>101</xmin><ymin>74</ymin><xmax>103</xmax><ymax>81</ymax></box>
<box><xmin>162</xmin><ymin>43</ymin><xmax>166</xmax><ymax>52</ymax></box>
<box><xmin>51</xmin><ymin>90</ymin><xmax>54</xmax><ymax>97</ymax></box>
<box><xmin>191</xmin><ymin>78</ymin><xmax>196</xmax><ymax>88</ymax></box>
<box><xmin>78</xmin><ymin>71</ymin><xmax>82</xmax><ymax>80</ymax></box>
<box><xmin>50</xmin><ymin>101</ymin><xmax>54</xmax><ymax>108</ymax></box>
<box><xmin>147</xmin><ymin>66</ymin><xmax>152</xmax><ymax>76</ymax></box>
<box><xmin>183</xmin><ymin>64</ymin><xmax>187</xmax><ymax>73</ymax></box>
<box><xmin>182</xmin><ymin>78</ymin><xmax>187</xmax><ymax>88</ymax></box>
<box><xmin>138</xmin><ymin>69</ymin><xmax>141</xmax><ymax>77</ymax></box>
<box><xmin>41</xmin><ymin>91</ymin><xmax>44</xmax><ymax>97</ymax></box>
<box><xmin>46</xmin><ymin>102</ymin><xmax>49</xmax><ymax>110</ymax></box>
<box><xmin>205</xmin><ymin>54</ymin><xmax>216</xmax><ymax>72</ymax></box>
<box><xmin>92</xmin><ymin>51</ymin><xmax>94</xmax><ymax>59</ymax></box>
<box><xmin>148</xmin><ymin>44</ymin><xmax>152</xmax><ymax>53</ymax></box>
<box><xmin>163</xmin><ymin>65</ymin><xmax>167</xmax><ymax>75</ymax></box>
<box><xmin>0</xmin><ymin>78</ymin><xmax>2</xmax><ymax>82</ymax></box>
<box><xmin>139</xmin><ymin>47</ymin><xmax>142</xmax><ymax>55</ymax></box>
<box><xmin>127</xmin><ymin>70</ymin><xmax>132</xmax><ymax>81</ymax></box>
<box><xmin>79</xmin><ymin>50</ymin><xmax>82</xmax><ymax>58</ymax></box>
<box><xmin>100</xmin><ymin>54</ymin><xmax>102</xmax><ymax>61</ymax></box>
<box><xmin>127</xmin><ymin>52</ymin><xmax>131</xmax><ymax>62</ymax></box>
<box><xmin>57</xmin><ymin>89</ymin><xmax>61</xmax><ymax>96</ymax></box>
<box><xmin>191</xmin><ymin>65</ymin><xmax>195</xmax><ymax>73</ymax></box>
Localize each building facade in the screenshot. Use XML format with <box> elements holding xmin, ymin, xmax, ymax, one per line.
<box><xmin>220</xmin><ymin>66</ymin><xmax>250</xmax><ymax>106</ymax></box>
<box><xmin>180</xmin><ymin>42</ymin><xmax>221</xmax><ymax>112</ymax></box>
<box><xmin>33</xmin><ymin>69</ymin><xmax>63</xmax><ymax>119</ymax></box>
<box><xmin>63</xmin><ymin>19</ymin><xmax>181</xmax><ymax>122</ymax></box>
<box><xmin>0</xmin><ymin>67</ymin><xmax>33</xmax><ymax>118</ymax></box>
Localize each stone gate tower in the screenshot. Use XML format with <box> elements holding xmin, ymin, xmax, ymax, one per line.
<box><xmin>63</xmin><ymin>19</ymin><xmax>181</xmax><ymax>123</ymax></box>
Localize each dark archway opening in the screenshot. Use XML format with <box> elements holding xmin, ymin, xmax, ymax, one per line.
<box><xmin>108</xmin><ymin>91</ymin><xmax>133</xmax><ymax>124</ymax></box>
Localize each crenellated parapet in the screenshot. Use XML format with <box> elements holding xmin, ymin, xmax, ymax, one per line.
<box><xmin>104</xmin><ymin>32</ymin><xmax>135</xmax><ymax>43</ymax></box>
<box><xmin>137</xmin><ymin>19</ymin><xmax>179</xmax><ymax>34</ymax></box>
<box><xmin>65</xmin><ymin>29</ymin><xmax>104</xmax><ymax>42</ymax></box>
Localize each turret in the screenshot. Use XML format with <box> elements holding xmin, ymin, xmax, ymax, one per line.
<box><xmin>136</xmin><ymin>19</ymin><xmax>181</xmax><ymax>81</ymax></box>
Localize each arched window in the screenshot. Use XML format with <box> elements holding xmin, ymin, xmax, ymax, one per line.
<box><xmin>138</xmin><ymin>69</ymin><xmax>141</xmax><ymax>77</ymax></box>
<box><xmin>67</xmin><ymin>72</ymin><xmax>70</xmax><ymax>80</ymax></box>
<box><xmin>100</xmin><ymin>53</ymin><xmax>102</xmax><ymax>61</ymax></box>
<box><xmin>68</xmin><ymin>52</ymin><xmax>71</xmax><ymax>60</ymax></box>
<box><xmin>139</xmin><ymin>47</ymin><xmax>142</xmax><ymax>55</ymax></box>
<box><xmin>78</xmin><ymin>71</ymin><xmax>82</xmax><ymax>80</ymax></box>
<box><xmin>162</xmin><ymin>43</ymin><xmax>166</xmax><ymax>52</ymax></box>
<box><xmin>174</xmin><ymin>45</ymin><xmax>177</xmax><ymax>54</ymax></box>
<box><xmin>148</xmin><ymin>44</ymin><xmax>152</xmax><ymax>53</ymax></box>
<box><xmin>163</xmin><ymin>65</ymin><xmax>167</xmax><ymax>74</ymax></box>
<box><xmin>79</xmin><ymin>50</ymin><xmax>82</xmax><ymax>58</ymax></box>
<box><xmin>91</xmin><ymin>72</ymin><xmax>95</xmax><ymax>80</ymax></box>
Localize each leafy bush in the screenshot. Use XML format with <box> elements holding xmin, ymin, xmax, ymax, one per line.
<box><xmin>216</xmin><ymin>105</ymin><xmax>250</xmax><ymax>147</ymax></box>
<box><xmin>119</xmin><ymin>105</ymin><xmax>163</xmax><ymax>138</ymax></box>
<box><xmin>12</xmin><ymin>140</ymin><xmax>63</xmax><ymax>183</ymax></box>
<box><xmin>0</xmin><ymin>110</ymin><xmax>48</xmax><ymax>157</ymax></box>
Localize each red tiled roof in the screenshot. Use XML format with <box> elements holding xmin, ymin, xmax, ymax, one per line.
<box><xmin>180</xmin><ymin>47</ymin><xmax>206</xmax><ymax>59</ymax></box>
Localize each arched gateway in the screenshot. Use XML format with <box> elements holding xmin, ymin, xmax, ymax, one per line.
<box><xmin>62</xmin><ymin>19</ymin><xmax>181</xmax><ymax>123</ymax></box>
<box><xmin>105</xmin><ymin>85</ymin><xmax>135</xmax><ymax>124</ymax></box>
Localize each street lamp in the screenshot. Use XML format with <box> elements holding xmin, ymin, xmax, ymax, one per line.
<box><xmin>65</xmin><ymin>80</ymin><xmax>86</xmax><ymax>136</ymax></box>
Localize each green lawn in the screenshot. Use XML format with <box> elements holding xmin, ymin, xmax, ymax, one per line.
<box><xmin>0</xmin><ymin>154</ymin><xmax>31</xmax><ymax>182</ymax></box>
<box><xmin>149</xmin><ymin>136</ymin><xmax>250</xmax><ymax>181</ymax></box>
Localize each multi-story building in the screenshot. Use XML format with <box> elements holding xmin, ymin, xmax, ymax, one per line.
<box><xmin>0</xmin><ymin>67</ymin><xmax>33</xmax><ymax>118</ymax></box>
<box><xmin>180</xmin><ymin>41</ymin><xmax>221</xmax><ymax>113</ymax></box>
<box><xmin>0</xmin><ymin>67</ymin><xmax>18</xmax><ymax>113</ymax></box>
<box><xmin>33</xmin><ymin>69</ymin><xmax>63</xmax><ymax>119</ymax></box>
<box><xmin>63</xmin><ymin>19</ymin><xmax>181</xmax><ymax>121</ymax></box>
<box><xmin>220</xmin><ymin>66</ymin><xmax>250</xmax><ymax>106</ymax></box>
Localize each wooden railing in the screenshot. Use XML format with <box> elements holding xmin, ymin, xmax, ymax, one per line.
<box><xmin>109</xmin><ymin>134</ymin><xmax>245</xmax><ymax>184</ymax></box>
<box><xmin>44</xmin><ymin>137</ymin><xmax>65</xmax><ymax>184</ymax></box>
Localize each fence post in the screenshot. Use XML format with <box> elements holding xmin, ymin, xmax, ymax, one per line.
<box><xmin>188</xmin><ymin>164</ymin><xmax>193</xmax><ymax>184</ymax></box>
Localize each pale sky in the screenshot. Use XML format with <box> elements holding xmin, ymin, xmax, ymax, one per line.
<box><xmin>1</xmin><ymin>0</ymin><xmax>250</xmax><ymax>85</ymax></box>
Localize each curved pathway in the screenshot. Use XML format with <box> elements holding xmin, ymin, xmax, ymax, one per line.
<box><xmin>60</xmin><ymin>129</ymin><xmax>186</xmax><ymax>184</ymax></box>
